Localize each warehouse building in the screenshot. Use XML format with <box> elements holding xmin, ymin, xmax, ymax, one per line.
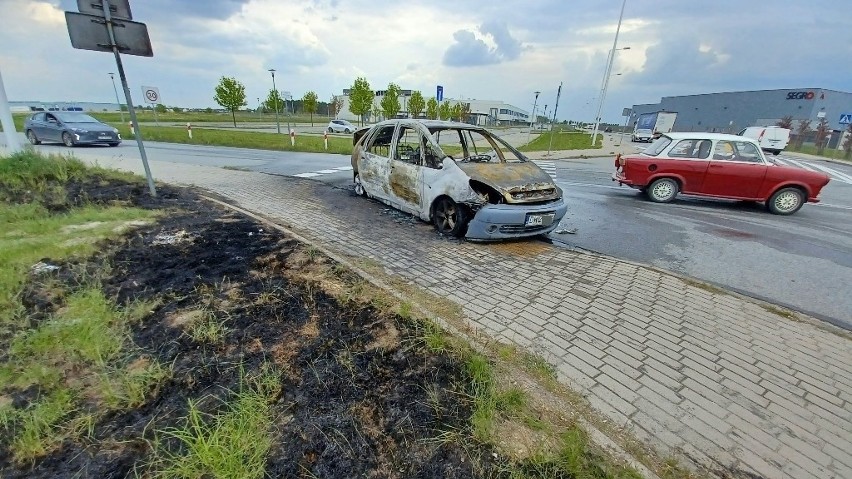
<box><xmin>629</xmin><ymin>88</ymin><xmax>852</xmax><ymax>147</ymax></box>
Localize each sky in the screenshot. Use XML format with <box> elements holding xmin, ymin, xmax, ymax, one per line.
<box><xmin>1</xmin><ymin>0</ymin><xmax>850</xmax><ymax>123</ymax></box>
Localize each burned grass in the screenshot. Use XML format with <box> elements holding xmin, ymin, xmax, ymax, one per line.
<box><xmin>1</xmin><ymin>152</ymin><xmax>653</xmax><ymax>479</ymax></box>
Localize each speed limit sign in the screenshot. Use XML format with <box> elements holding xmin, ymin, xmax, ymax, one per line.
<box><xmin>141</xmin><ymin>86</ymin><xmax>160</xmax><ymax>104</ymax></box>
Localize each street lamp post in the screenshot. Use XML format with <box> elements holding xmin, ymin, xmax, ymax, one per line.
<box><xmin>526</xmin><ymin>91</ymin><xmax>540</xmax><ymax>146</ymax></box>
<box><xmin>257</xmin><ymin>97</ymin><xmax>261</xmax><ymax>120</ymax></box>
<box><xmin>268</xmin><ymin>69</ymin><xmax>281</xmax><ymax>134</ymax></box>
<box><xmin>591</xmin><ymin>0</ymin><xmax>628</xmax><ymax>145</ymax></box>
<box><xmin>108</xmin><ymin>72</ymin><xmax>124</xmax><ymax>123</ymax></box>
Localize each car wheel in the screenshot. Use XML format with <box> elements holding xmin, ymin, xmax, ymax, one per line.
<box><xmin>345</xmin><ymin>128</ymin><xmax>353</xmax><ymax>134</ymax></box>
<box><xmin>767</xmin><ymin>187</ymin><xmax>804</xmax><ymax>215</ymax></box>
<box><xmin>353</xmin><ymin>173</ymin><xmax>366</xmax><ymax>197</ymax></box>
<box><xmin>646</xmin><ymin>178</ymin><xmax>679</xmax><ymax>203</ymax></box>
<box><xmin>432</xmin><ymin>197</ymin><xmax>468</xmax><ymax>237</ymax></box>
<box><xmin>62</xmin><ymin>132</ymin><xmax>74</xmax><ymax>147</ymax></box>
<box><xmin>772</xmin><ymin>149</ymin><xmax>781</xmax><ymax>155</ymax></box>
<box><xmin>327</xmin><ymin>127</ymin><xmax>333</xmax><ymax>133</ymax></box>
<box><xmin>26</xmin><ymin>130</ymin><xmax>40</xmax><ymax>145</ymax></box>
<box><xmin>108</xmin><ymin>142</ymin><xmax>120</xmax><ymax>147</ymax></box>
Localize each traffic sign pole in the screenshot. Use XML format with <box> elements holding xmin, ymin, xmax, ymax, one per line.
<box><xmin>103</xmin><ymin>0</ymin><xmax>156</xmax><ymax>196</ymax></box>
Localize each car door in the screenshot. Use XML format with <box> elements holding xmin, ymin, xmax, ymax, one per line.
<box><xmin>28</xmin><ymin>113</ymin><xmax>47</xmax><ymax>139</ymax></box>
<box><xmin>357</xmin><ymin>124</ymin><xmax>396</xmax><ymax>201</ymax></box>
<box><xmin>700</xmin><ymin>140</ymin><xmax>767</xmax><ymax>199</ymax></box>
<box><xmin>662</xmin><ymin>139</ymin><xmax>712</xmax><ymax>193</ymax></box>
<box><xmin>43</xmin><ymin>113</ymin><xmax>62</xmax><ymax>142</ymax></box>
<box><xmin>387</xmin><ymin>125</ymin><xmax>425</xmax><ymax>214</ymax></box>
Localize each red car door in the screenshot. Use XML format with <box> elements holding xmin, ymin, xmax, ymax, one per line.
<box><xmin>700</xmin><ymin>140</ymin><xmax>767</xmax><ymax>199</ymax></box>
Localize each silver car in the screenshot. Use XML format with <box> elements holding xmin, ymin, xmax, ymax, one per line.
<box><xmin>350</xmin><ymin>119</ymin><xmax>568</xmax><ymax>240</ymax></box>
<box><xmin>24</xmin><ymin>112</ymin><xmax>121</xmax><ymax>147</ymax></box>
<box><xmin>327</xmin><ymin>119</ymin><xmax>356</xmax><ymax>134</ymax></box>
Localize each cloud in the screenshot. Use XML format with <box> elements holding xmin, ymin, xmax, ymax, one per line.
<box><xmin>443</xmin><ymin>21</ymin><xmax>522</xmax><ymax>67</ymax></box>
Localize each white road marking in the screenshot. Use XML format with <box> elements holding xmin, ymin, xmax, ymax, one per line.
<box><xmin>292</xmin><ymin>165</ymin><xmax>353</xmax><ymax>178</ymax></box>
<box><xmin>801</xmin><ymin>162</ymin><xmax>852</xmax><ymax>184</ymax></box>
<box><xmin>532</xmin><ymin>160</ymin><xmax>558</xmax><ymax>179</ymax></box>
<box><xmin>316</xmin><ymin>169</ymin><xmax>339</xmax><ymax>174</ymax></box>
<box><xmin>293</xmin><ymin>172</ymin><xmax>323</xmax><ymax>178</ymax></box>
<box><xmin>783</xmin><ymin>158</ymin><xmax>819</xmax><ymax>171</ymax></box>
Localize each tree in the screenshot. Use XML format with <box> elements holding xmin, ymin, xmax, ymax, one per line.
<box><xmin>371</xmin><ymin>103</ymin><xmax>381</xmax><ymax>123</ymax></box>
<box><xmin>264</xmin><ymin>89</ymin><xmax>285</xmax><ymax>114</ymax></box>
<box><xmin>380</xmin><ymin>83</ymin><xmax>402</xmax><ymax>120</ymax></box>
<box><xmin>794</xmin><ymin>119</ymin><xmax>811</xmax><ymax>150</ymax></box>
<box><xmin>348</xmin><ymin>77</ymin><xmax>374</xmax><ymax>125</ymax></box>
<box><xmin>172</xmin><ymin>107</ymin><xmax>184</xmax><ymax>113</ymax></box>
<box><xmin>426</xmin><ymin>97</ymin><xmax>438</xmax><ymax>120</ymax></box>
<box><xmin>843</xmin><ymin>123</ymin><xmax>852</xmax><ymax>160</ymax></box>
<box><xmin>302</xmin><ymin>91</ymin><xmax>318</xmax><ymax>126</ymax></box>
<box><xmin>460</xmin><ymin>102</ymin><xmax>471</xmax><ymax>123</ymax></box>
<box><xmin>329</xmin><ymin>95</ymin><xmax>344</xmax><ymax>118</ymax></box>
<box><xmin>439</xmin><ymin>101</ymin><xmax>452</xmax><ymax>121</ymax></box>
<box><xmin>408</xmin><ymin>91</ymin><xmax>425</xmax><ymax>119</ymax></box>
<box><xmin>155</xmin><ymin>103</ymin><xmax>167</xmax><ymax>114</ymax></box>
<box><xmin>213</xmin><ymin>76</ymin><xmax>247</xmax><ymax>127</ymax></box>
<box><xmin>450</xmin><ymin>102</ymin><xmax>462</xmax><ymax>121</ymax></box>
<box><xmin>776</xmin><ymin>115</ymin><xmax>793</xmax><ymax>130</ymax></box>
<box><xmin>814</xmin><ymin>118</ymin><xmax>830</xmax><ymax>155</ymax></box>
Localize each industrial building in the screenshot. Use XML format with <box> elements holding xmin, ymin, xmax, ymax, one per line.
<box><xmin>8</xmin><ymin>101</ymin><xmax>120</xmax><ymax>113</ymax></box>
<box><xmin>335</xmin><ymin>89</ymin><xmax>528</xmax><ymax>126</ymax></box>
<box><xmin>629</xmin><ymin>88</ymin><xmax>852</xmax><ymax>148</ymax></box>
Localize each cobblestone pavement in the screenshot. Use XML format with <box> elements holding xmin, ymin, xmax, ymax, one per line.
<box><xmin>90</xmin><ymin>155</ymin><xmax>851</xmax><ymax>479</ymax></box>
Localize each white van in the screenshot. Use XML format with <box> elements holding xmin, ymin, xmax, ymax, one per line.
<box><xmin>738</xmin><ymin>126</ymin><xmax>790</xmax><ymax>155</ymax></box>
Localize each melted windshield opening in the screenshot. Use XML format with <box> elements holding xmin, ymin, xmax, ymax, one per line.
<box><xmin>428</xmin><ymin>127</ymin><xmax>526</xmax><ymax>164</ymax></box>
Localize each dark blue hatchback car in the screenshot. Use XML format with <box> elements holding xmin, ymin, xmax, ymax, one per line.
<box><xmin>24</xmin><ymin>112</ymin><xmax>121</xmax><ymax>147</ymax></box>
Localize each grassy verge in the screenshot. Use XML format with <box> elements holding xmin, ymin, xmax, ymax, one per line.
<box><xmin>8</xmin><ymin>112</ymin><xmax>336</xmax><ymax>131</ymax></box>
<box><xmin>0</xmin><ymin>151</ymin><xmax>167</xmax><ymax>463</ymax></box>
<box><xmin>519</xmin><ymin>130</ymin><xmax>601</xmax><ymax>152</ymax></box>
<box><xmin>788</xmin><ymin>144</ymin><xmax>851</xmax><ymax>162</ymax></box>
<box><xmin>113</xmin><ymin>125</ymin><xmax>353</xmax><ymax>155</ymax></box>
<box><xmin>150</xmin><ymin>366</ymin><xmax>281</xmax><ymax>479</ymax></box>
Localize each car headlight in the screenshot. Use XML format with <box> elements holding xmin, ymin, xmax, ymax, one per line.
<box><xmin>112</xmin><ymin>128</ymin><xmax>119</xmax><ymax>134</ymax></box>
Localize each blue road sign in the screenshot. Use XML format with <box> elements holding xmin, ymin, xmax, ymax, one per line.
<box><xmin>839</xmin><ymin>113</ymin><xmax>852</xmax><ymax>124</ymax></box>
<box><xmin>436</xmin><ymin>85</ymin><xmax>443</xmax><ymax>102</ymax></box>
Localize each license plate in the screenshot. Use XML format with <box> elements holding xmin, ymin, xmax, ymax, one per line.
<box><xmin>525</xmin><ymin>213</ymin><xmax>555</xmax><ymax>227</ymax></box>
<box><xmin>99</xmin><ymin>135</ymin><xmax>110</xmax><ymax>139</ymax></box>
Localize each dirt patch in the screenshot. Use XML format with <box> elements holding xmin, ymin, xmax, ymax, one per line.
<box><xmin>0</xmin><ymin>180</ymin><xmax>499</xmax><ymax>478</ymax></box>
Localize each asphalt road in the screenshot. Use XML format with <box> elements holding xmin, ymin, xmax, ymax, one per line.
<box><xmin>19</xmin><ymin>139</ymin><xmax>852</xmax><ymax>328</ymax></box>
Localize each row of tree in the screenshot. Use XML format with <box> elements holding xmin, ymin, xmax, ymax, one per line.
<box><xmin>211</xmin><ymin>75</ymin><xmax>477</xmax><ymax>128</ymax></box>
<box><xmin>213</xmin><ymin>76</ymin><xmax>339</xmax><ymax>127</ymax></box>
<box><xmin>346</xmin><ymin>77</ymin><xmax>471</xmax><ymax>125</ymax></box>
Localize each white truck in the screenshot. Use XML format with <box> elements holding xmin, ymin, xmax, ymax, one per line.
<box><xmin>737</xmin><ymin>126</ymin><xmax>790</xmax><ymax>155</ymax></box>
<box><xmin>632</xmin><ymin>111</ymin><xmax>678</xmax><ymax>142</ymax></box>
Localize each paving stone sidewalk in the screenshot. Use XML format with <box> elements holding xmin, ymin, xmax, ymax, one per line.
<box><xmin>90</xmin><ymin>155</ymin><xmax>851</xmax><ymax>479</ymax></box>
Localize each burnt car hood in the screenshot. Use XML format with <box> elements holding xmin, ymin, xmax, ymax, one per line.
<box><xmin>456</xmin><ymin>161</ymin><xmax>561</xmax><ymax>202</ymax></box>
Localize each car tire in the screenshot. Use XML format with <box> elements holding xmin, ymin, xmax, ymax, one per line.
<box><xmin>26</xmin><ymin>130</ymin><xmax>40</xmax><ymax>145</ymax></box>
<box><xmin>62</xmin><ymin>132</ymin><xmax>74</xmax><ymax>147</ymax></box>
<box><xmin>432</xmin><ymin>197</ymin><xmax>468</xmax><ymax>237</ymax></box>
<box><xmin>767</xmin><ymin>187</ymin><xmax>804</xmax><ymax>215</ymax></box>
<box><xmin>108</xmin><ymin>142</ymin><xmax>120</xmax><ymax>147</ymax></box>
<box><xmin>646</xmin><ymin>178</ymin><xmax>679</xmax><ymax>203</ymax></box>
<box><xmin>345</xmin><ymin>128</ymin><xmax>353</xmax><ymax>134</ymax></box>
<box><xmin>327</xmin><ymin>127</ymin><xmax>333</xmax><ymax>133</ymax></box>
<box><xmin>353</xmin><ymin>173</ymin><xmax>366</xmax><ymax>197</ymax></box>
<box><xmin>772</xmin><ymin>149</ymin><xmax>781</xmax><ymax>155</ymax></box>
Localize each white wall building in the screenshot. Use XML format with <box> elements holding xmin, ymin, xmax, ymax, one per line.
<box><xmin>9</xmin><ymin>101</ymin><xmax>120</xmax><ymax>113</ymax></box>
<box><xmin>333</xmin><ymin>89</ymin><xmax>528</xmax><ymax>126</ymax></box>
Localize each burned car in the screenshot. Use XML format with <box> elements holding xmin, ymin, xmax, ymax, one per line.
<box><xmin>351</xmin><ymin>120</ymin><xmax>567</xmax><ymax>240</ymax></box>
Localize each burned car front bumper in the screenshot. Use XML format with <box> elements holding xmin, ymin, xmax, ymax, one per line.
<box><xmin>465</xmin><ymin>198</ymin><xmax>568</xmax><ymax>240</ymax></box>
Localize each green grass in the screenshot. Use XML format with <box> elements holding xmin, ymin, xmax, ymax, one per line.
<box><xmin>153</xmin><ymin>367</ymin><xmax>280</xmax><ymax>479</ymax></box>
<box><xmin>7</xmin><ymin>111</ymin><xmax>337</xmax><ymax>131</ymax></box>
<box><xmin>0</xmin><ymin>150</ymin><xmax>168</xmax><ymax>461</ymax></box>
<box><xmin>113</xmin><ymin>125</ymin><xmax>353</xmax><ymax>155</ymax></box>
<box><xmin>519</xmin><ymin>130</ymin><xmax>601</xmax><ymax>152</ymax></box>
<box><xmin>8</xmin><ymin>388</ymin><xmax>77</xmax><ymax>463</ymax></box>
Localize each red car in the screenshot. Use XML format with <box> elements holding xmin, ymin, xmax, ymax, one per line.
<box><xmin>612</xmin><ymin>133</ymin><xmax>830</xmax><ymax>215</ymax></box>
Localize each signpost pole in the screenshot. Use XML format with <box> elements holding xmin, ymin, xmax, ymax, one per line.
<box><xmin>102</xmin><ymin>0</ymin><xmax>156</xmax><ymax>196</ymax></box>
<box><xmin>0</xmin><ymin>68</ymin><xmax>22</xmax><ymax>154</ymax></box>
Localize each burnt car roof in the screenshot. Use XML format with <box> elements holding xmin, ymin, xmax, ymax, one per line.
<box><xmin>372</xmin><ymin>119</ymin><xmax>486</xmax><ymax>131</ymax></box>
